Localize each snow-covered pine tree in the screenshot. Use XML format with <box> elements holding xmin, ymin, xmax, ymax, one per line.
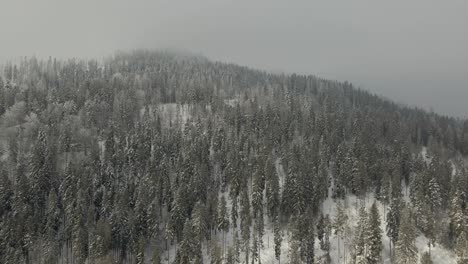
<box><xmin>302</xmin><ymin>212</ymin><xmax>315</xmax><ymax>264</ymax></box>
<box><xmin>387</xmin><ymin>197</ymin><xmax>401</xmax><ymax>257</ymax></box>
<box><xmin>217</xmin><ymin>195</ymin><xmax>230</xmax><ymax>258</ymax></box>
<box><xmin>274</xmin><ymin>217</ymin><xmax>282</xmax><ymax>264</ymax></box>
<box><xmin>178</xmin><ymin>219</ymin><xmax>202</xmax><ymax>264</ymax></box>
<box><xmin>193</xmin><ymin>201</ymin><xmax>208</xmax><ymax>241</ymax></box>
<box><xmin>333</xmin><ymin>200</ymin><xmax>348</xmax><ymax>263</ymax></box>
<box><xmin>366</xmin><ymin>202</ymin><xmax>382</xmax><ymax>264</ymax></box>
<box><xmin>240</xmin><ymin>188</ymin><xmax>252</xmax><ymax>264</ymax></box>
<box><xmin>395</xmin><ymin>207</ymin><xmax>418</xmax><ymax>264</ymax></box>
<box><xmin>353</xmin><ymin>206</ymin><xmax>367</xmax><ymax>264</ymax></box>
<box><xmin>265</xmin><ymin>155</ymin><xmax>280</xmax><ymax>219</ymax></box>
<box><xmin>288</xmin><ymin>216</ymin><xmax>302</xmax><ymax>264</ymax></box>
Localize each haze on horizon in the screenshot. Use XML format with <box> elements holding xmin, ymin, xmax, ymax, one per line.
<box><xmin>1</xmin><ymin>0</ymin><xmax>467</xmax><ymax>118</ymax></box>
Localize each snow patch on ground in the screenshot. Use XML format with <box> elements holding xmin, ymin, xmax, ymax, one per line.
<box><xmin>159</xmin><ymin>104</ymin><xmax>191</xmax><ymax>127</ymax></box>
<box><xmin>421</xmin><ymin>146</ymin><xmax>432</xmax><ymax>165</ymax></box>
<box><xmin>224</xmin><ymin>98</ymin><xmax>240</xmax><ymax>107</ymax></box>
<box><xmin>416</xmin><ymin>235</ymin><xmax>456</xmax><ymax>264</ymax></box>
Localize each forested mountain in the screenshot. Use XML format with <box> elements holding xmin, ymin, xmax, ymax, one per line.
<box><xmin>0</xmin><ymin>50</ymin><xmax>467</xmax><ymax>264</ymax></box>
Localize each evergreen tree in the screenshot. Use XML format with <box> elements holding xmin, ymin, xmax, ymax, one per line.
<box><xmin>274</xmin><ymin>217</ymin><xmax>283</xmax><ymax>264</ymax></box>
<box><xmin>333</xmin><ymin>200</ymin><xmax>348</xmax><ymax>262</ymax></box>
<box><xmin>387</xmin><ymin>197</ymin><xmax>401</xmax><ymax>255</ymax></box>
<box><xmin>366</xmin><ymin>202</ymin><xmax>382</xmax><ymax>264</ymax></box>
<box><xmin>353</xmin><ymin>206</ymin><xmax>367</xmax><ymax>264</ymax></box>
<box><xmin>217</xmin><ymin>195</ymin><xmax>230</xmax><ymax>258</ymax></box>
<box><xmin>30</xmin><ymin>129</ymin><xmax>53</xmax><ymax>213</ymax></box>
<box><xmin>193</xmin><ymin>201</ymin><xmax>208</xmax><ymax>241</ymax></box>
<box><xmin>240</xmin><ymin>188</ymin><xmax>252</xmax><ymax>264</ymax></box>
<box><xmin>178</xmin><ymin>219</ymin><xmax>201</xmax><ymax>264</ymax></box>
<box><xmin>302</xmin><ymin>213</ymin><xmax>315</xmax><ymax>264</ymax></box>
<box><xmin>288</xmin><ymin>217</ymin><xmax>302</xmax><ymax>264</ymax></box>
<box><xmin>395</xmin><ymin>207</ymin><xmax>418</xmax><ymax>264</ymax></box>
<box><xmin>265</xmin><ymin>156</ymin><xmax>280</xmax><ymax>218</ymax></box>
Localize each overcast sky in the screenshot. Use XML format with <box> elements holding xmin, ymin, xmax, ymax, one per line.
<box><xmin>1</xmin><ymin>0</ymin><xmax>467</xmax><ymax>117</ymax></box>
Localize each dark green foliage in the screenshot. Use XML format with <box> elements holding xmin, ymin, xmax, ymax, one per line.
<box><xmin>366</xmin><ymin>203</ymin><xmax>382</xmax><ymax>264</ymax></box>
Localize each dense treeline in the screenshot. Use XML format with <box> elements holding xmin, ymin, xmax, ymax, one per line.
<box><xmin>0</xmin><ymin>50</ymin><xmax>467</xmax><ymax>263</ymax></box>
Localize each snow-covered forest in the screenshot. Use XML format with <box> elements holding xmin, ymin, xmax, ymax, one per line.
<box><xmin>0</xmin><ymin>50</ymin><xmax>467</xmax><ymax>264</ymax></box>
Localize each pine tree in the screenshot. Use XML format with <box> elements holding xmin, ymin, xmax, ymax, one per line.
<box><xmin>302</xmin><ymin>213</ymin><xmax>315</xmax><ymax>264</ymax></box>
<box><xmin>395</xmin><ymin>207</ymin><xmax>418</xmax><ymax>264</ymax></box>
<box><xmin>428</xmin><ymin>177</ymin><xmax>442</xmax><ymax>213</ymax></box>
<box><xmin>240</xmin><ymin>188</ymin><xmax>252</xmax><ymax>264</ymax></box>
<box><xmin>379</xmin><ymin>174</ymin><xmax>391</xmax><ymax>220</ymax></box>
<box><xmin>30</xmin><ymin>128</ymin><xmax>53</xmax><ymax>213</ymax></box>
<box><xmin>265</xmin><ymin>156</ymin><xmax>280</xmax><ymax>218</ymax></box>
<box><xmin>387</xmin><ymin>197</ymin><xmax>401</xmax><ymax>256</ymax></box>
<box><xmin>353</xmin><ymin>206</ymin><xmax>367</xmax><ymax>264</ymax></box>
<box><xmin>333</xmin><ymin>200</ymin><xmax>348</xmax><ymax>262</ymax></box>
<box><xmin>251</xmin><ymin>227</ymin><xmax>259</xmax><ymax>264</ymax></box>
<box><xmin>366</xmin><ymin>202</ymin><xmax>382</xmax><ymax>264</ymax></box>
<box><xmin>72</xmin><ymin>188</ymin><xmax>89</xmax><ymax>264</ymax></box>
<box><xmin>450</xmin><ymin>190</ymin><xmax>466</xmax><ymax>240</ymax></box>
<box><xmin>193</xmin><ymin>201</ymin><xmax>208</xmax><ymax>241</ymax></box>
<box><xmin>274</xmin><ymin>217</ymin><xmax>283</xmax><ymax>264</ymax></box>
<box><xmin>233</xmin><ymin>231</ymin><xmax>241</xmax><ymax>264</ymax></box>
<box><xmin>217</xmin><ymin>195</ymin><xmax>230</xmax><ymax>258</ymax></box>
<box><xmin>179</xmin><ymin>219</ymin><xmax>201</xmax><ymax>264</ymax></box>
<box><xmin>288</xmin><ymin>217</ymin><xmax>302</xmax><ymax>264</ymax></box>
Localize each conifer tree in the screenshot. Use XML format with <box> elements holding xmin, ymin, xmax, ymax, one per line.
<box><xmin>302</xmin><ymin>213</ymin><xmax>315</xmax><ymax>264</ymax></box>
<box><xmin>395</xmin><ymin>207</ymin><xmax>418</xmax><ymax>264</ymax></box>
<box><xmin>240</xmin><ymin>188</ymin><xmax>252</xmax><ymax>264</ymax></box>
<box><xmin>387</xmin><ymin>197</ymin><xmax>401</xmax><ymax>256</ymax></box>
<box><xmin>366</xmin><ymin>203</ymin><xmax>382</xmax><ymax>264</ymax></box>
<box><xmin>288</xmin><ymin>217</ymin><xmax>302</xmax><ymax>264</ymax></box>
<box><xmin>265</xmin><ymin>156</ymin><xmax>280</xmax><ymax>218</ymax></box>
<box><xmin>217</xmin><ymin>195</ymin><xmax>230</xmax><ymax>258</ymax></box>
<box><xmin>353</xmin><ymin>206</ymin><xmax>367</xmax><ymax>264</ymax></box>
<box><xmin>274</xmin><ymin>217</ymin><xmax>282</xmax><ymax>264</ymax></box>
<box><xmin>193</xmin><ymin>201</ymin><xmax>208</xmax><ymax>241</ymax></box>
<box><xmin>333</xmin><ymin>200</ymin><xmax>348</xmax><ymax>262</ymax></box>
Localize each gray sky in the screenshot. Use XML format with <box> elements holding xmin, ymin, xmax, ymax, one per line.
<box><xmin>1</xmin><ymin>0</ymin><xmax>467</xmax><ymax>117</ymax></box>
